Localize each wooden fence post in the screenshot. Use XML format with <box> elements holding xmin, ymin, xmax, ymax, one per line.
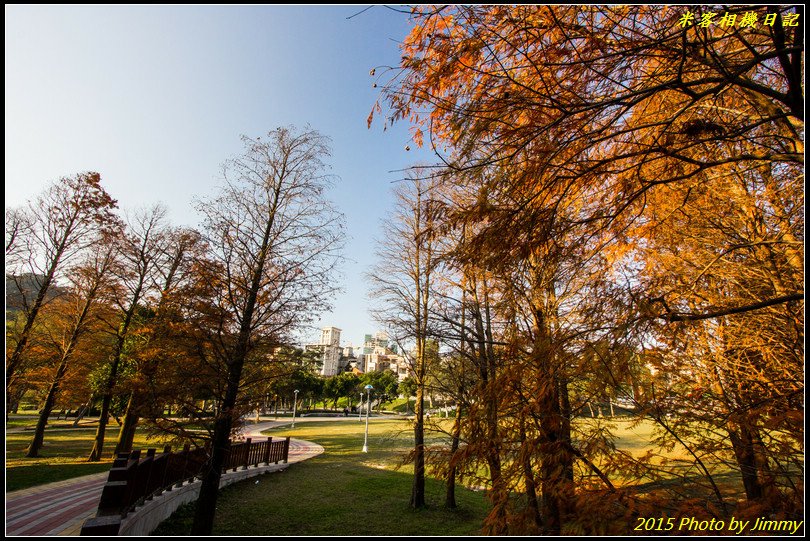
<box><xmin>176</xmin><ymin>444</ymin><xmax>190</xmax><ymax>488</ymax></box>
<box><xmin>243</xmin><ymin>438</ymin><xmax>251</xmax><ymax>470</ymax></box>
<box><xmin>283</xmin><ymin>436</ymin><xmax>290</xmax><ymax>463</ymax></box>
<box><xmin>121</xmin><ymin>450</ymin><xmax>140</xmax><ymax>513</ymax></box>
<box><xmin>263</xmin><ymin>437</ymin><xmax>272</xmax><ymax>465</ymax></box>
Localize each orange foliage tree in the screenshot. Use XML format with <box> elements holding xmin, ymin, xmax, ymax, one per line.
<box><xmin>373</xmin><ymin>4</ymin><xmax>803</xmax><ymax>533</ymax></box>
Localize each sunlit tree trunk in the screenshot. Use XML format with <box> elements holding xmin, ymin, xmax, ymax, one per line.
<box><xmin>445</xmin><ymin>404</ymin><xmax>462</xmax><ymax>509</ymax></box>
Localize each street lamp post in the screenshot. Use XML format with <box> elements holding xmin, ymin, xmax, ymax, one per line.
<box><xmin>292</xmin><ymin>389</ymin><xmax>300</xmax><ymax>428</ymax></box>
<box><xmin>362</xmin><ymin>384</ymin><xmax>373</xmax><ymax>452</ymax></box>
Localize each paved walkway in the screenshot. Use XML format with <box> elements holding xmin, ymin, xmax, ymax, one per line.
<box><xmin>5</xmin><ymin>420</ymin><xmax>325</xmax><ymax>536</ymax></box>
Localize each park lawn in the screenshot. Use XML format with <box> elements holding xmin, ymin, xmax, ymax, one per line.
<box><xmin>5</xmin><ymin>415</ymin><xmax>42</xmax><ymax>429</ymax></box>
<box><xmin>6</xmin><ymin>426</ymin><xmax>174</xmax><ymax>492</ymax></box>
<box><xmin>574</xmin><ymin>416</ymin><xmax>746</xmax><ymax>506</ymax></box>
<box><xmin>6</xmin><ymin>415</ymin><xmax>100</xmax><ymax>430</ymax></box>
<box><xmin>5</xmin><ymin>414</ymin><xmax>750</xmax><ymax>531</ymax></box>
<box><xmin>154</xmin><ymin>416</ymin><xmax>745</xmax><ymax>535</ymax></box>
<box><xmin>153</xmin><ymin>418</ymin><xmax>492</xmax><ymax>536</ymax></box>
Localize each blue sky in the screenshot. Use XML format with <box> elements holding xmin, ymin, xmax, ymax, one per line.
<box><xmin>5</xmin><ymin>5</ymin><xmax>433</xmax><ymax>347</ymax></box>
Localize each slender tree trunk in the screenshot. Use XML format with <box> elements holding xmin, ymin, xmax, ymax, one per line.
<box><xmin>519</xmin><ymin>413</ymin><xmax>542</xmax><ymax>531</ymax></box>
<box><xmin>88</xmin><ymin>330</ymin><xmax>129</xmax><ymax>461</ymax></box>
<box><xmin>114</xmin><ymin>393</ymin><xmax>139</xmax><ymax>455</ymax></box>
<box><xmin>537</xmin><ymin>368</ymin><xmax>564</xmax><ymax>533</ymax></box>
<box><xmin>115</xmin><ymin>240</ymin><xmax>184</xmax><ymax>457</ymax></box>
<box><xmin>483</xmin><ymin>287</ymin><xmax>508</xmax><ymax>534</ymax></box>
<box><xmin>532</xmin><ymin>299</ymin><xmax>574</xmax><ymax>535</ymax></box>
<box><xmin>25</xmin><ymin>360</ymin><xmax>68</xmax><ymax>457</ymax></box>
<box><xmin>445</xmin><ymin>404</ymin><xmax>462</xmax><ymax>509</ymax></box>
<box><xmin>559</xmin><ymin>376</ymin><xmax>574</xmax><ymax>484</ymax></box>
<box><xmin>728</xmin><ymin>424</ymin><xmax>766</xmax><ymax>501</ymax></box>
<box><xmin>191</xmin><ymin>360</ymin><xmax>242</xmax><ymax>535</ymax></box>
<box><xmin>73</xmin><ymin>396</ymin><xmax>92</xmax><ymax>427</ymax></box>
<box><xmin>467</xmin><ymin>279</ymin><xmax>507</xmax><ymax>534</ymax></box>
<box><xmin>410</xmin><ymin>373</ymin><xmax>426</xmax><ymax>508</ymax></box>
<box><xmin>88</xmin><ymin>391</ymin><xmax>113</xmax><ymax>461</ymax></box>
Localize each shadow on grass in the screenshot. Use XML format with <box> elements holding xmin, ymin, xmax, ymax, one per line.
<box><xmin>6</xmin><ymin>463</ymin><xmax>112</xmax><ymax>492</ymax></box>
<box><xmin>154</xmin><ymin>420</ymin><xmax>490</xmax><ymax>536</ymax></box>
<box><xmin>153</xmin><ymin>458</ymin><xmax>489</xmax><ymax>536</ymax></box>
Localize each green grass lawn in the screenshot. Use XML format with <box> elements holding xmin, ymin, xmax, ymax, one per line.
<box><xmin>6</xmin><ymin>413</ymin><xmax>753</xmax><ymax>534</ymax></box>
<box><xmin>153</xmin><ymin>418</ymin><xmax>492</xmax><ymax>536</ymax></box>
<box><xmin>6</xmin><ymin>421</ymin><xmax>176</xmax><ymax>492</ymax></box>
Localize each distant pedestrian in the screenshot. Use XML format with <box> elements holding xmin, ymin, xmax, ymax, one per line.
<box><xmin>343</xmin><ymin>407</ymin><xmax>349</xmax><ymax>417</ymax></box>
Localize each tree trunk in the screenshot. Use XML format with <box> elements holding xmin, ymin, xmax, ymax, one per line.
<box><xmin>410</xmin><ymin>377</ymin><xmax>426</xmax><ymax>508</ymax></box>
<box><xmin>73</xmin><ymin>396</ymin><xmax>92</xmax><ymax>427</ymax></box>
<box><xmin>519</xmin><ymin>412</ymin><xmax>541</xmax><ymax>531</ymax></box>
<box><xmin>531</xmin><ymin>297</ymin><xmax>574</xmax><ymax>535</ymax></box>
<box><xmin>26</xmin><ymin>283</ymin><xmax>96</xmax><ymax>457</ymax></box>
<box><xmin>445</xmin><ymin>404</ymin><xmax>462</xmax><ymax>509</ymax></box>
<box><xmin>191</xmin><ymin>181</ymin><xmax>279</xmax><ymax>534</ymax></box>
<box><xmin>559</xmin><ymin>376</ymin><xmax>574</xmax><ymax>484</ymax></box>
<box><xmin>728</xmin><ymin>423</ymin><xmax>767</xmax><ymax>501</ymax></box>
<box><xmin>88</xmin><ymin>332</ymin><xmax>128</xmax><ymax>461</ymax></box>
<box><xmin>538</xmin><ymin>375</ymin><xmax>564</xmax><ymax>534</ymax></box>
<box><xmin>483</xmin><ymin>292</ymin><xmax>508</xmax><ymax>535</ymax></box>
<box><xmin>114</xmin><ymin>393</ymin><xmax>139</xmax><ymax>455</ymax></box>
<box><xmin>191</xmin><ymin>357</ymin><xmax>243</xmax><ymax>534</ymax></box>
<box><xmin>25</xmin><ymin>361</ymin><xmax>68</xmax><ymax>457</ymax></box>
<box><xmin>88</xmin><ymin>392</ymin><xmax>112</xmax><ymax>461</ymax></box>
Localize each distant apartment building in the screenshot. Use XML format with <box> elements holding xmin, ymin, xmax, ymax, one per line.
<box><xmin>304</xmin><ymin>327</ymin><xmax>411</xmax><ymax>380</ymax></box>
<box><xmin>305</xmin><ymin>326</ymin><xmax>343</xmax><ymax>376</ymax></box>
<box><xmin>361</xmin><ymin>332</ymin><xmax>382</xmax><ymax>354</ymax></box>
<box><xmin>359</xmin><ymin>331</ymin><xmax>410</xmax><ymax>381</ymax></box>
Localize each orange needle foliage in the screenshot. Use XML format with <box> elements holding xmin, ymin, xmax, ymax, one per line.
<box><xmin>374</xmin><ymin>4</ymin><xmax>803</xmax><ymax>534</ymax></box>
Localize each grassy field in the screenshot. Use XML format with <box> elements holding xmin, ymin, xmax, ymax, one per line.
<box><xmin>153</xmin><ymin>418</ymin><xmax>492</xmax><ymax>536</ymax></box>
<box><xmin>6</xmin><ymin>416</ymin><xmax>176</xmax><ymax>492</ymax></box>
<box><xmin>152</xmin><ymin>416</ymin><xmax>739</xmax><ymax>536</ymax></box>
<box><xmin>6</xmin><ymin>412</ymin><xmax>748</xmax><ymax>535</ymax></box>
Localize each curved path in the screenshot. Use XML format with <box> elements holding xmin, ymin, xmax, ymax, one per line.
<box><xmin>5</xmin><ymin>420</ymin><xmax>323</xmax><ymax>536</ymax></box>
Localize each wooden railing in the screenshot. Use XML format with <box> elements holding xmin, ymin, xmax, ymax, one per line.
<box><xmin>80</xmin><ymin>436</ymin><xmax>290</xmax><ymax>535</ymax></box>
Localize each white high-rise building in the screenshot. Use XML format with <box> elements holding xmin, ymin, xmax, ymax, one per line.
<box><xmin>318</xmin><ymin>326</ymin><xmax>342</xmax><ymax>376</ymax></box>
